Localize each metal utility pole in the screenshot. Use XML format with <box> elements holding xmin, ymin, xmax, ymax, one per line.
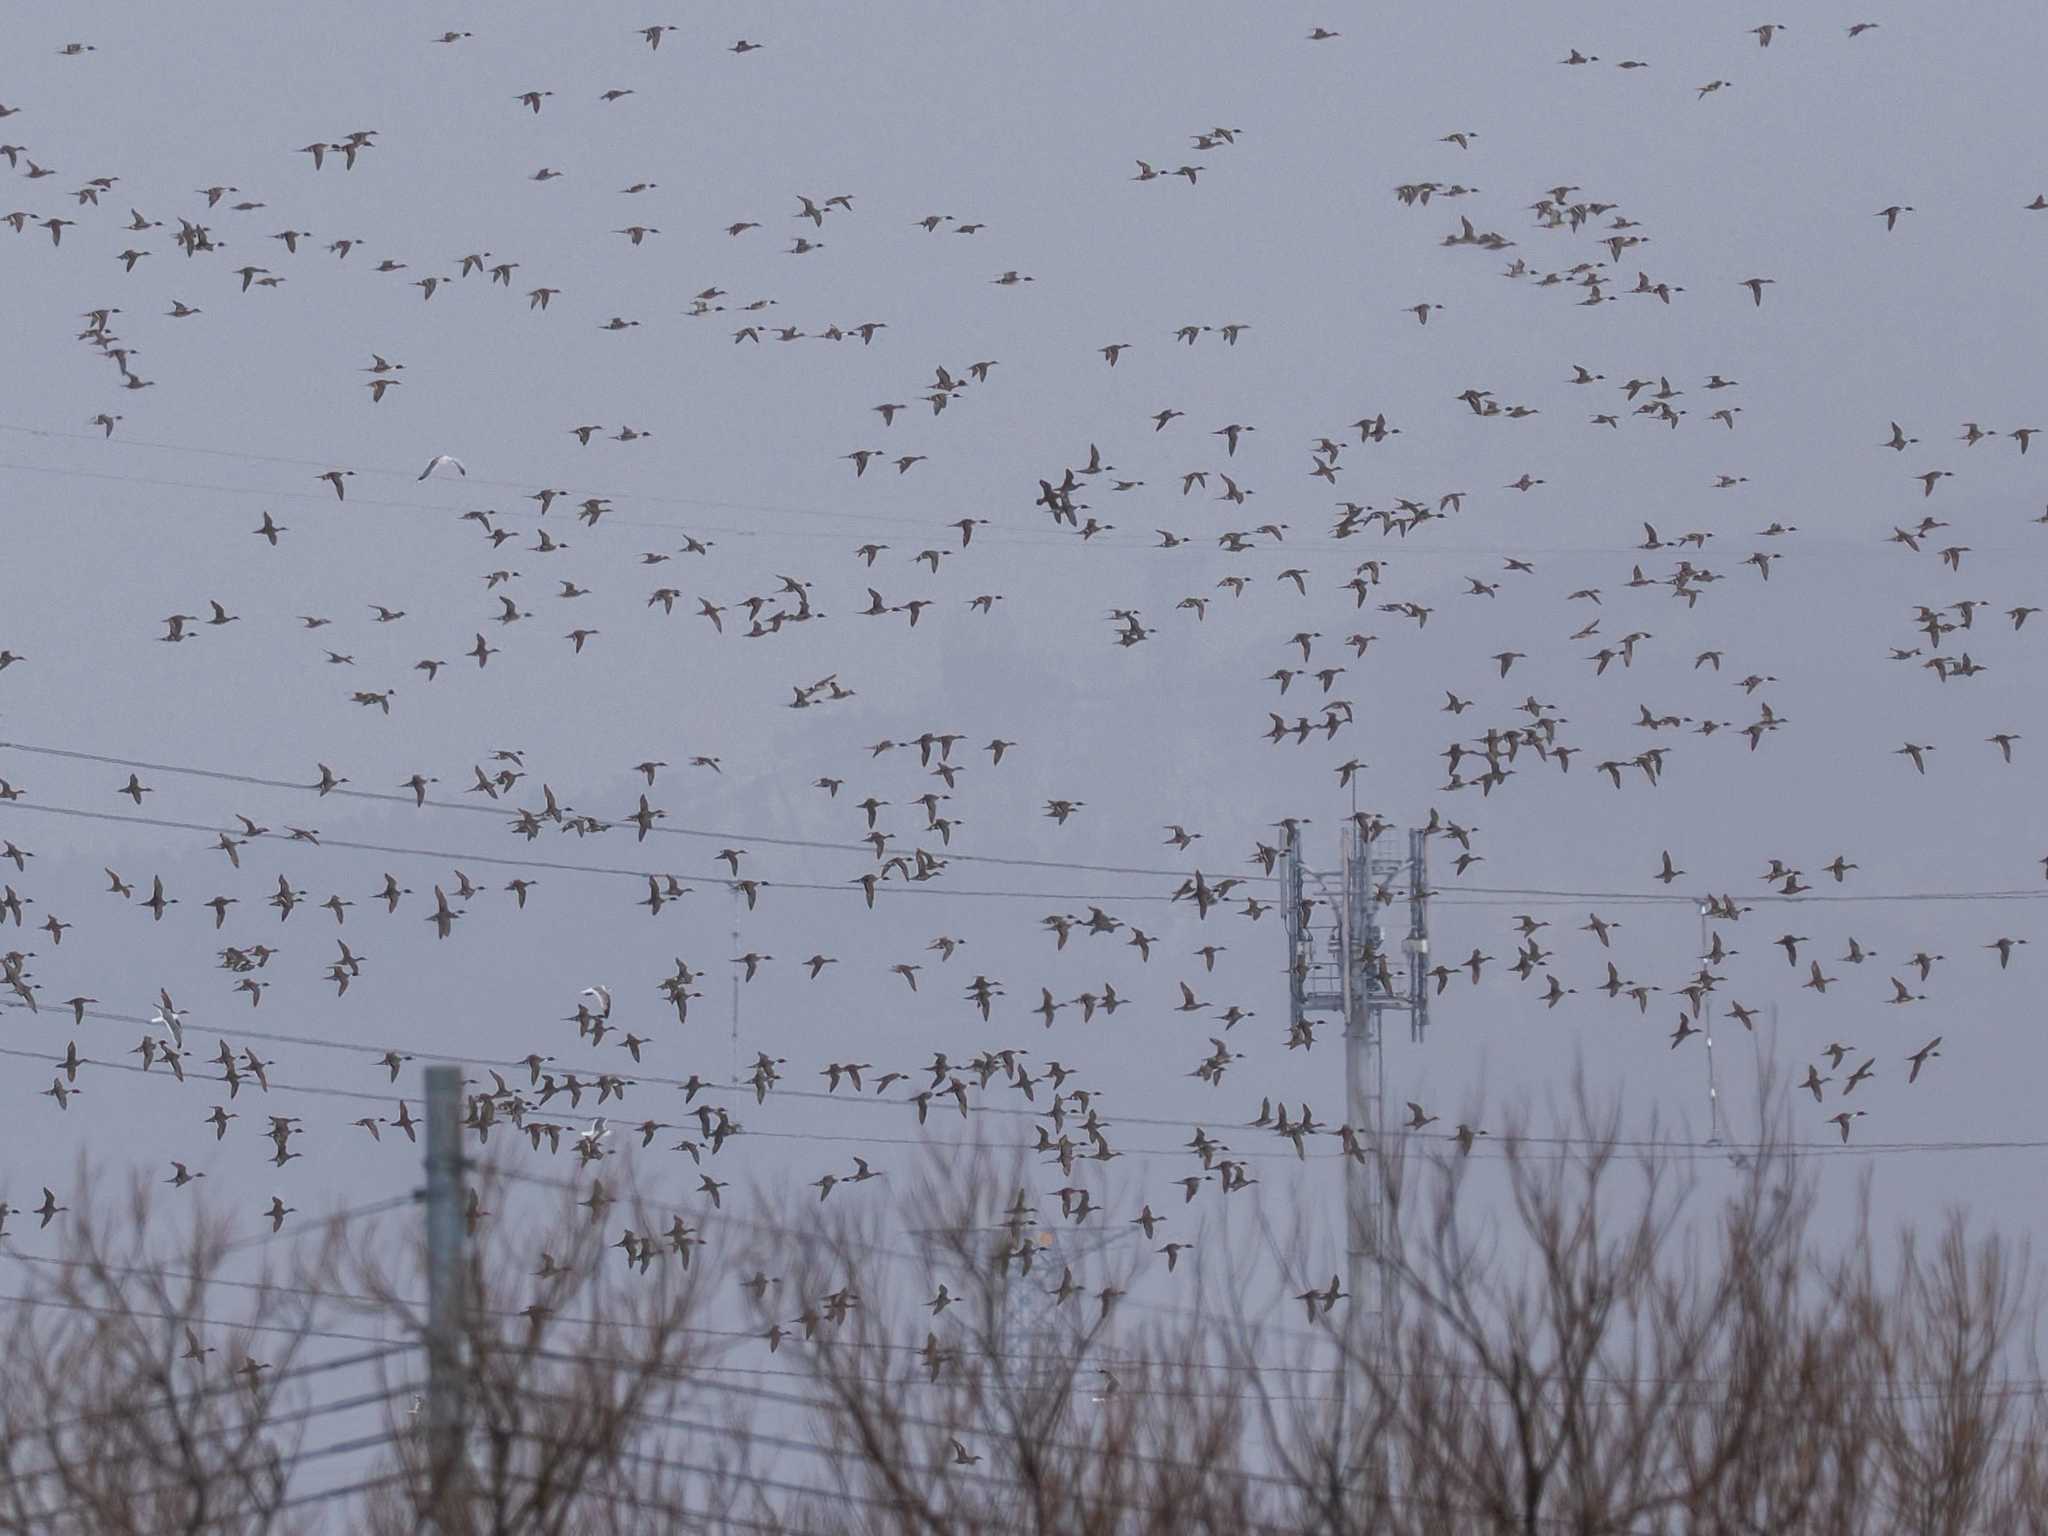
<box><xmin>1697</xmin><ymin>901</ymin><xmax>1732</xmax><ymax>1149</ymax></box>
<box><xmin>423</xmin><ymin>1064</ymin><xmax>467</xmax><ymax>1529</ymax></box>
<box><xmin>1007</xmin><ymin>1224</ymin><xmax>1126</xmax><ymax>1355</ymax></box>
<box><xmin>729</xmin><ymin>881</ymin><xmax>742</xmax><ymax>1085</ymax></box>
<box><xmin>909</xmin><ymin>1216</ymin><xmax>1121</xmax><ymax>1410</ymax></box>
<box><xmin>1284</xmin><ymin>822</ymin><xmax>1430</xmax><ymax>1362</ymax></box>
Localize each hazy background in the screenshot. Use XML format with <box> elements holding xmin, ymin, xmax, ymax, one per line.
<box><xmin>1</xmin><ymin>0</ymin><xmax>2045</xmax><ymax>1399</ymax></box>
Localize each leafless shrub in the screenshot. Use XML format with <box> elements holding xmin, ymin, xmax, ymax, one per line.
<box><xmin>726</xmin><ymin>1141</ymin><xmax>1269</xmax><ymax>1536</ymax></box>
<box><xmin>7</xmin><ymin>1092</ymin><xmax>2048</xmax><ymax>1536</ymax></box>
<box><xmin>1238</xmin><ymin>1067</ymin><xmax>2048</xmax><ymax>1536</ymax></box>
<box><xmin>347</xmin><ymin>1158</ymin><xmax>713</xmax><ymax>1535</ymax></box>
<box><xmin>0</xmin><ymin>1164</ymin><xmax>344</xmax><ymax>1536</ymax></box>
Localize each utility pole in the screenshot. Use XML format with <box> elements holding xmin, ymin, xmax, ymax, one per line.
<box><xmin>729</xmin><ymin>881</ymin><xmax>742</xmax><ymax>1086</ymax></box>
<box><xmin>1286</xmin><ymin>825</ymin><xmax>1430</xmax><ymax>1331</ymax></box>
<box><xmin>908</xmin><ymin>1215</ymin><xmax>1121</xmax><ymax>1410</ymax></box>
<box><xmin>1697</xmin><ymin>901</ymin><xmax>1731</xmax><ymax>1150</ymax></box>
<box><xmin>1005</xmin><ymin>1223</ymin><xmax>1124</xmax><ymax>1367</ymax></box>
<box><xmin>1336</xmin><ymin>833</ymin><xmax>1371</xmax><ymax>1341</ymax></box>
<box><xmin>1285</xmin><ymin>821</ymin><xmax>1429</xmax><ymax>1481</ymax></box>
<box><xmin>423</xmin><ymin>1064</ymin><xmax>467</xmax><ymax>1530</ymax></box>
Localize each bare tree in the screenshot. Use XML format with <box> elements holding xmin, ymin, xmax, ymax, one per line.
<box><xmin>1235</xmin><ymin>1067</ymin><xmax>2048</xmax><ymax>1536</ymax></box>
<box><xmin>9</xmin><ymin>1108</ymin><xmax>2048</xmax><ymax>1536</ymax></box>
<box><xmin>720</xmin><ymin>1141</ymin><xmax>1276</xmax><ymax>1536</ymax></box>
<box><xmin>0</xmin><ymin>1164</ymin><xmax>349</xmax><ymax>1536</ymax></box>
<box><xmin>348</xmin><ymin>1158</ymin><xmax>712</xmax><ymax>1535</ymax></box>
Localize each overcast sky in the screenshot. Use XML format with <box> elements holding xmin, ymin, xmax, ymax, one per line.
<box><xmin>3</xmin><ymin>0</ymin><xmax>2047</xmax><ymax>1481</ymax></box>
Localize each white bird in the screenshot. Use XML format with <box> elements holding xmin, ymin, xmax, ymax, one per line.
<box><xmin>578</xmin><ymin>1116</ymin><xmax>611</xmax><ymax>1148</ymax></box>
<box><xmin>580</xmin><ymin>984</ymin><xmax>613</xmax><ymax>1017</ymax></box>
<box><xmin>417</xmin><ymin>454</ymin><xmax>467</xmax><ymax>481</ymax></box>
<box><xmin>152</xmin><ymin>989</ymin><xmax>185</xmax><ymax>1049</ymax></box>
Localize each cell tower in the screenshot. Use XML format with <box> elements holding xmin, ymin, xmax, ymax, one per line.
<box><xmin>1282</xmin><ymin>822</ymin><xmax>1431</xmax><ymax>1357</ymax></box>
<box><xmin>911</xmin><ymin>1216</ymin><xmax>1118</xmax><ymax>1401</ymax></box>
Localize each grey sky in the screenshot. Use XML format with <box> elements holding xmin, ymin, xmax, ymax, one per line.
<box><xmin>2</xmin><ymin>0</ymin><xmax>2046</xmax><ymax>1470</ymax></box>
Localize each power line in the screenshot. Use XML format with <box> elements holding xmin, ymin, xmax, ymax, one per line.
<box><xmin>8</xmin><ymin>1209</ymin><xmax>2033</xmax><ymax>1422</ymax></box>
<box><xmin>503</xmin><ymin>1365</ymin><xmax>1685</xmax><ymax>1534</ymax></box>
<box><xmin>541</xmin><ymin>1329</ymin><xmax>2048</xmax><ymax>1459</ymax></box>
<box><xmin>0</xmin><ymin>1285</ymin><xmax>404</xmax><ymax>1345</ymax></box>
<box><xmin>0</xmin><ymin>446</ymin><xmax>1343</xmax><ymax>562</ymax></box>
<box><xmin>8</xmin><ymin>989</ymin><xmax>1303</xmax><ymax>1143</ymax></box>
<box><xmin>0</xmin><ymin>989</ymin><xmax>1501</xmax><ymax>1143</ymax></box>
<box><xmin>5</xmin><ymin>997</ymin><xmax>1314</xmax><ymax>1153</ymax></box>
<box><xmin>495</xmin><ymin>1424</ymin><xmax>1307</xmax><ymax>1535</ymax></box>
<box><xmin>0</xmin><ymin>425</ymin><xmax>1199</xmax><ymax>552</ymax></box>
<box><xmin>0</xmin><ymin>737</ymin><xmax>1278</xmax><ymax>886</ymax></box>
<box><xmin>0</xmin><ymin>1237</ymin><xmax>1703</xmax><ymax>1395</ymax></box>
<box><xmin>0</xmin><ymin>1381</ymin><xmax>421</xmax><ymax>1493</ymax></box>
<box><xmin>0</xmin><ymin>798</ymin><xmax>1220</xmax><ymax>905</ymax></box>
<box><xmin>0</xmin><ymin>447</ymin><xmax>1078</xmax><ymax>551</ymax></box>
<box><xmin>8</xmin><ymin>420</ymin><xmax>1969</xmax><ymax>565</ymax></box>
<box><xmin>50</xmin><ymin>1148</ymin><xmax>1965</xmax><ymax>1402</ymax></box>
<box><xmin>0</xmin><ymin>1248</ymin><xmax>762</xmax><ymax>1352</ymax></box>
<box><xmin>2</xmin><ymin>989</ymin><xmax>1304</xmax><ymax>1149</ymax></box>
<box><xmin>6</xmin><ymin>1232</ymin><xmax>1357</xmax><ymax>1398</ymax></box>
<box><xmin>0</xmin><ymin>1041</ymin><xmax>413</xmax><ymax>1109</ymax></box>
<box><xmin>0</xmin><ymin>1034</ymin><xmax>1326</xmax><ymax>1163</ymax></box>
<box><xmin>35</xmin><ymin>1429</ymin><xmax>410</xmax><ymax>1529</ymax></box>
<box><xmin>519</xmin><ymin>1343</ymin><xmax>1337</xmax><ymax>1410</ymax></box>
<box><xmin>29</xmin><ymin>1344</ymin><xmax>414</xmax><ymax>1439</ymax></box>
<box><xmin>237</xmin><ymin>1468</ymin><xmax>412</xmax><ymax>1521</ymax></box>
<box><xmin>6</xmin><ymin>1016</ymin><xmax>2036</xmax><ymax>1168</ymax></box>
<box><xmin>1446</xmin><ymin>881</ymin><xmax>2048</xmax><ymax>906</ymax></box>
<box><xmin>481</xmin><ymin>1487</ymin><xmax>798</xmax><ymax>1536</ymax></box>
<box><xmin>225</xmin><ymin>1194</ymin><xmax>419</xmax><ymax>1253</ymax></box>
<box><xmin>14</xmin><ymin>740</ymin><xmax>2042</xmax><ymax>907</ymax></box>
<box><xmin>573</xmin><ymin>1367</ymin><xmax>1339</xmax><ymax>1485</ymax></box>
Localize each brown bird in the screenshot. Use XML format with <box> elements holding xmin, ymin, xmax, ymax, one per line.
<box><xmin>1906</xmin><ymin>1037</ymin><xmax>1942</xmax><ymax>1083</ymax></box>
